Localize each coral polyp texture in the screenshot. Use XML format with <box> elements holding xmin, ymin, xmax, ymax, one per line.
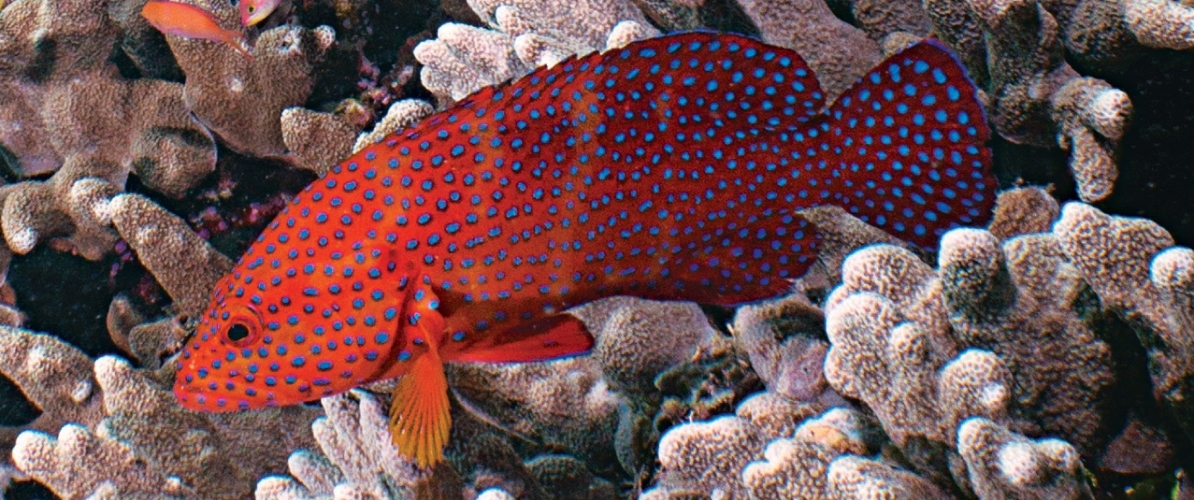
<box><xmin>2</xmin><ymin>0</ymin><xmax>1194</xmax><ymax>497</ymax></box>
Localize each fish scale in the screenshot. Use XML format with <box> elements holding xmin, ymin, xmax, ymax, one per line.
<box><xmin>174</xmin><ymin>32</ymin><xmax>996</xmax><ymax>468</ymax></box>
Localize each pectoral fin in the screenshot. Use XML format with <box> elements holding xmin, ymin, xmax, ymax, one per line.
<box><xmin>388</xmin><ymin>348</ymin><xmax>450</xmax><ymax>469</ymax></box>
<box><xmin>386</xmin><ymin>278</ymin><xmax>451</xmax><ymax>469</ymax></box>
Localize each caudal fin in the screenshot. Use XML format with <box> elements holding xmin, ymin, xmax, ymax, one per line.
<box><xmin>388</xmin><ymin>349</ymin><xmax>451</xmax><ymax>469</ymax></box>
<box><xmin>820</xmin><ymin>39</ymin><xmax>995</xmax><ymax>250</ymax></box>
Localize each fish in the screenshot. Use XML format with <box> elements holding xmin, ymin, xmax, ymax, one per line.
<box><xmin>238</xmin><ymin>0</ymin><xmax>281</xmax><ymax>26</ymax></box>
<box><xmin>141</xmin><ymin>0</ymin><xmax>253</xmax><ymax>58</ymax></box>
<box><xmin>173</xmin><ymin>32</ymin><xmax>995</xmax><ymax>468</ymax></box>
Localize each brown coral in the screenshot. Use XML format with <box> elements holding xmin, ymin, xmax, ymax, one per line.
<box><xmin>1053</xmin><ymin>202</ymin><xmax>1194</xmax><ymax>443</ymax></box>
<box><xmin>162</xmin><ymin>0</ymin><xmax>336</xmax><ymax>157</ymax></box>
<box><xmin>825</xmin><ymin>223</ymin><xmax>1118</xmax><ymax>474</ymax></box>
<box><xmin>735</xmin><ymin>0</ymin><xmax>881</xmax><ymax>98</ymax></box>
<box><xmin>6</xmin><ymin>334</ymin><xmax>319</xmax><ymax>500</ymax></box>
<box><xmin>957</xmin><ymin>417</ymin><xmax>1094</xmax><ymax>499</ymax></box>
<box><xmin>108</xmin><ymin>194</ymin><xmax>232</xmax><ymax>318</ymax></box>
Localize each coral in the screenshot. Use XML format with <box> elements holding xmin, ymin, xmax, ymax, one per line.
<box><xmin>4</xmin><ymin>0</ymin><xmax>1194</xmax><ymax>495</ymax></box>
<box><xmin>0</xmin><ymin>325</ymin><xmax>104</xmax><ymax>458</ymax></box>
<box><xmin>824</xmin><ymin>224</ymin><xmax>1118</xmax><ymax>477</ymax></box>
<box><xmin>841</xmin><ymin>0</ymin><xmax>934</xmax><ymax>41</ymax></box>
<box><xmin>255</xmin><ymin>391</ymin><xmax>434</xmax><ymax>500</ymax></box>
<box><xmin>476</xmin><ymin>488</ymin><xmax>516</xmax><ymax>500</ymax></box>
<box><xmin>4</xmin><ymin>325</ymin><xmax>320</xmax><ymax>499</ymax></box>
<box><xmin>649</xmin><ymin>401</ymin><xmax>937</xmax><ymax>500</ymax></box>
<box><xmin>414</xmin><ymin>0</ymin><xmax>658</xmax><ymax>104</ymax></box>
<box><xmin>1053</xmin><ymin>202</ymin><xmax>1194</xmax><ymax>443</ymax></box>
<box><xmin>827</xmin><ymin>455</ymin><xmax>952</xmax><ymax>499</ymax></box>
<box><xmin>158</xmin><ymin>0</ymin><xmax>337</xmax><ymax>157</ymax></box>
<box><xmin>107</xmin><ymin>194</ymin><xmax>233</xmax><ymax>318</ymax></box>
<box><xmin>1049</xmin><ymin>77</ymin><xmax>1132</xmax><ymax>202</ymax></box>
<box><xmin>1122</xmin><ymin>0</ymin><xmax>1194</xmax><ymax>51</ymax></box>
<box><xmin>732</xmin><ymin>294</ymin><xmax>832</xmax><ymax>402</ymax></box>
<box><xmin>0</xmin><ymin>0</ymin><xmax>218</xmax><ymax>279</ymax></box>
<box><xmin>923</xmin><ymin>0</ymin><xmax>1132</xmax><ymax>203</ymax></box>
<box><xmin>1062</xmin><ymin>0</ymin><xmax>1194</xmax><ymax>72</ymax></box>
<box><xmin>281</xmin><ymin>108</ymin><xmax>362</xmax><ymax>175</ymax></box>
<box><xmin>0</xmin><ymin>0</ymin><xmax>217</xmax><ymax>176</ymax></box>
<box><xmin>986</xmin><ymin>186</ymin><xmax>1059</xmax><ymax>240</ymax></box>
<box><xmin>13</xmin><ymin>423</ymin><xmax>188</xmax><ymax>498</ymax></box>
<box><xmin>652</xmin><ymin>415</ymin><xmax>763</xmax><ymax>497</ymax></box>
<box><xmin>957</xmin><ymin>417</ymin><xmax>1094</xmax><ymax>499</ymax></box>
<box><xmin>734</xmin><ymin>391</ymin><xmax>821</xmax><ymax>441</ymax></box>
<box><xmin>799</xmin><ymin>205</ymin><xmax>909</xmax><ymax>287</ymax></box>
<box><xmin>741</xmin><ymin>436</ymin><xmax>837</xmax><ymax>499</ymax></box>
<box><xmin>351</xmin><ymin>100</ymin><xmax>435</xmax><ymax>153</ymax></box>
<box><xmin>448</xmin><ymin>355</ymin><xmax>620</xmax><ymax>466</ymax></box>
<box><xmin>939</xmin><ymin>228</ymin><xmax>1116</xmax><ymax>454</ymax></box>
<box><xmin>734</xmin><ymin>0</ymin><xmax>881</xmax><ymax>98</ymax></box>
<box><xmin>525</xmin><ymin>455</ymin><xmax>617</xmax><ymax>500</ymax></box>
<box><xmin>593</xmin><ymin>298</ymin><xmax>717</xmax><ymax>395</ymax></box>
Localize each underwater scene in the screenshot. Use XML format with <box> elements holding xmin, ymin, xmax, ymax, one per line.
<box><xmin>2</xmin><ymin>0</ymin><xmax>1194</xmax><ymax>498</ymax></box>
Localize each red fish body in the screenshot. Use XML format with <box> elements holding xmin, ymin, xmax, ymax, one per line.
<box><xmin>174</xmin><ymin>32</ymin><xmax>995</xmax><ymax>467</ymax></box>
<box><xmin>141</xmin><ymin>0</ymin><xmax>252</xmax><ymax>58</ymax></box>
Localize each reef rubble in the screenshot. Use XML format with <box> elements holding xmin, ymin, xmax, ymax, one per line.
<box><xmin>2</xmin><ymin>0</ymin><xmax>1194</xmax><ymax>498</ymax></box>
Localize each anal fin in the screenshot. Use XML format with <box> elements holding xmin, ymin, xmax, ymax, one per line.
<box><xmin>440</xmin><ymin>314</ymin><xmax>595</xmax><ymax>364</ymax></box>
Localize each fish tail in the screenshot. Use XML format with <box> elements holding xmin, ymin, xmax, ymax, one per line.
<box><xmin>388</xmin><ymin>346</ymin><xmax>451</xmax><ymax>469</ymax></box>
<box><xmin>223</xmin><ymin>30</ymin><xmax>253</xmax><ymax>59</ymax></box>
<box><xmin>820</xmin><ymin>39</ymin><xmax>995</xmax><ymax>250</ymax></box>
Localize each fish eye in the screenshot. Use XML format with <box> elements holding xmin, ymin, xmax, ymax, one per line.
<box><xmin>247</xmin><ymin>5</ymin><xmax>255</xmax><ymax>12</ymax></box>
<box><xmin>220</xmin><ymin>305</ymin><xmax>263</xmax><ymax>347</ymax></box>
<box><xmin>227</xmin><ymin>323</ymin><xmax>250</xmax><ymax>341</ymax></box>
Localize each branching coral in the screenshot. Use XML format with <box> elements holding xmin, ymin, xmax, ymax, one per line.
<box><xmin>108</xmin><ymin>194</ymin><xmax>233</xmax><ymax>318</ymax></box>
<box><xmin>957</xmin><ymin>417</ymin><xmax>1094</xmax><ymax>499</ymax></box>
<box><xmin>3</xmin><ymin>324</ymin><xmax>320</xmax><ymax>499</ymax></box>
<box><xmin>592</xmin><ymin>298</ymin><xmax>717</xmax><ymax>395</ymax></box>
<box><xmin>414</xmin><ymin>0</ymin><xmax>658</xmax><ymax>104</ymax></box>
<box><xmin>170</xmin><ymin>11</ymin><xmax>337</xmax><ymax>157</ymax></box>
<box><xmin>255</xmin><ymin>391</ymin><xmax>432</xmax><ymax>500</ymax></box>
<box><xmin>987</xmin><ymin>0</ymin><xmax>1129</xmax><ymax>202</ymax></box>
<box><xmin>0</xmin><ymin>2</ymin><xmax>217</xmax><ymax>263</ymax></box>
<box><xmin>0</xmin><ymin>0</ymin><xmax>217</xmax><ymax>177</ymax></box>
<box><xmin>823</xmin><ymin>221</ymin><xmax>1118</xmax><ymax>492</ymax></box>
<box><xmin>447</xmin><ymin>354</ymin><xmax>620</xmax><ymax>466</ymax></box>
<box><xmin>734</xmin><ymin>0</ymin><xmax>880</xmax><ymax>99</ymax></box>
<box><xmin>733</xmin><ymin>294</ymin><xmax>832</xmax><ymax>402</ymax></box>
<box><xmin>1053</xmin><ymin>202</ymin><xmax>1194</xmax><ymax>444</ymax></box>
<box><xmin>647</xmin><ymin>401</ymin><xmax>938</xmax><ymax>500</ymax></box>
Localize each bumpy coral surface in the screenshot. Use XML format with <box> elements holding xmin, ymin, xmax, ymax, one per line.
<box><xmin>3</xmin><ymin>0</ymin><xmax>1194</xmax><ymax>497</ymax></box>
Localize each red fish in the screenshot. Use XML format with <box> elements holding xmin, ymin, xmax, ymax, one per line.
<box><xmin>238</xmin><ymin>0</ymin><xmax>281</xmax><ymax>26</ymax></box>
<box><xmin>174</xmin><ymin>32</ymin><xmax>994</xmax><ymax>468</ymax></box>
<box><xmin>141</xmin><ymin>0</ymin><xmax>253</xmax><ymax>58</ymax></box>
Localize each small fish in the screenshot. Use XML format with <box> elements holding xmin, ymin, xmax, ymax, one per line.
<box><xmin>141</xmin><ymin>0</ymin><xmax>253</xmax><ymax>58</ymax></box>
<box><xmin>238</xmin><ymin>0</ymin><xmax>281</xmax><ymax>26</ymax></box>
<box><xmin>173</xmin><ymin>32</ymin><xmax>995</xmax><ymax>468</ymax></box>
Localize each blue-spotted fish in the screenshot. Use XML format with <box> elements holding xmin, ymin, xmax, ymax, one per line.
<box><xmin>174</xmin><ymin>32</ymin><xmax>995</xmax><ymax>468</ymax></box>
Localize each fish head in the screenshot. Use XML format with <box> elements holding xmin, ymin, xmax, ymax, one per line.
<box><xmin>239</xmin><ymin>0</ymin><xmax>276</xmax><ymax>26</ymax></box>
<box><xmin>174</xmin><ymin>223</ymin><xmax>410</xmax><ymax>412</ymax></box>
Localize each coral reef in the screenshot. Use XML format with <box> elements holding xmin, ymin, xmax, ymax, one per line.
<box><xmin>957</xmin><ymin>417</ymin><xmax>1094</xmax><ymax>500</ymax></box>
<box><xmin>1053</xmin><ymin>202</ymin><xmax>1194</xmax><ymax>444</ymax></box>
<box><xmin>2</xmin><ymin>0</ymin><xmax>1194</xmax><ymax>497</ymax></box>
<box><xmin>2</xmin><ymin>325</ymin><xmax>319</xmax><ymax>499</ymax></box>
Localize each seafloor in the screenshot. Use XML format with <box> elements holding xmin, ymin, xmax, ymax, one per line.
<box><xmin>1</xmin><ymin>0</ymin><xmax>1194</xmax><ymax>498</ymax></box>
